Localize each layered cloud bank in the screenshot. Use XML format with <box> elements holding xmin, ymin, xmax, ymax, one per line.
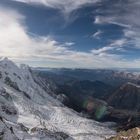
<box><xmin>1</xmin><ymin>0</ymin><xmax>140</xmax><ymax>68</ymax></box>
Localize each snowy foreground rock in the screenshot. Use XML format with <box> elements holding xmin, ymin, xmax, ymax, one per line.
<box><xmin>0</xmin><ymin>58</ymin><xmax>115</xmax><ymax>140</ymax></box>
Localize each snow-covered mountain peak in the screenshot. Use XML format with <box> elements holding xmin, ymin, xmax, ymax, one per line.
<box><xmin>0</xmin><ymin>59</ymin><xmax>115</xmax><ymax>140</ymax></box>
<box><xmin>0</xmin><ymin>57</ymin><xmax>17</xmax><ymax>69</ymax></box>
<box><xmin>0</xmin><ymin>57</ymin><xmax>9</xmax><ymax>62</ymax></box>
<box><xmin>126</xmin><ymin>82</ymin><xmax>140</xmax><ymax>88</ymax></box>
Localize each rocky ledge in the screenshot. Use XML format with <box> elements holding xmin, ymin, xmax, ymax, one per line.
<box><xmin>107</xmin><ymin>127</ymin><xmax>140</xmax><ymax>140</ymax></box>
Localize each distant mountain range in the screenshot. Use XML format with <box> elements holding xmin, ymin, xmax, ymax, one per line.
<box><xmin>34</xmin><ymin>67</ymin><xmax>140</xmax><ymax>86</ymax></box>
<box><xmin>35</xmin><ymin>67</ymin><xmax>140</xmax><ymax>131</ymax></box>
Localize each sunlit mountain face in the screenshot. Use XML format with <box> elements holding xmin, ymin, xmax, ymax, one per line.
<box><xmin>0</xmin><ymin>0</ymin><xmax>140</xmax><ymax>68</ymax></box>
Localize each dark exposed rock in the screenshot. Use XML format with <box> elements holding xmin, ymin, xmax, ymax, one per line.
<box><xmin>56</xmin><ymin>94</ymin><xmax>69</xmax><ymax>104</ymax></box>
<box><xmin>1</xmin><ymin>105</ymin><xmax>17</xmax><ymax>115</ymax></box>
<box><xmin>18</xmin><ymin>123</ymin><xmax>29</xmax><ymax>132</ymax></box>
<box><xmin>5</xmin><ymin>72</ymin><xmax>8</xmax><ymax>75</ymax></box>
<box><xmin>108</xmin><ymin>82</ymin><xmax>140</xmax><ymax>111</ymax></box>
<box><xmin>101</xmin><ymin>82</ymin><xmax>140</xmax><ymax>131</ymax></box>
<box><xmin>0</xmin><ymin>88</ymin><xmax>12</xmax><ymax>101</ymax></box>
<box><xmin>30</xmin><ymin>127</ymin><xmax>73</xmax><ymax>140</ymax></box>
<box><xmin>13</xmin><ymin>73</ymin><xmax>21</xmax><ymax>80</ymax></box>
<box><xmin>107</xmin><ymin>127</ymin><xmax>140</xmax><ymax>140</ymax></box>
<box><xmin>4</xmin><ymin>76</ymin><xmax>21</xmax><ymax>91</ymax></box>
<box><xmin>0</xmin><ymin>72</ymin><xmax>2</xmax><ymax>79</ymax></box>
<box><xmin>22</xmin><ymin>91</ymin><xmax>31</xmax><ymax>99</ymax></box>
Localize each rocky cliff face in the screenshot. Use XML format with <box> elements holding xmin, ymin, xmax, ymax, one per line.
<box><xmin>107</xmin><ymin>127</ymin><xmax>140</xmax><ymax>140</ymax></box>
<box><xmin>99</xmin><ymin>82</ymin><xmax>140</xmax><ymax>131</ymax></box>
<box><xmin>108</xmin><ymin>82</ymin><xmax>140</xmax><ymax>111</ymax></box>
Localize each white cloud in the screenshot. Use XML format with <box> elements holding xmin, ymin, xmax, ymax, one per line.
<box><xmin>94</xmin><ymin>16</ymin><xmax>131</xmax><ymax>28</ymax></box>
<box><xmin>1</xmin><ymin>6</ymin><xmax>140</xmax><ymax>68</ymax></box>
<box><xmin>64</xmin><ymin>42</ymin><xmax>75</xmax><ymax>46</ymax></box>
<box><xmin>12</xmin><ymin>0</ymin><xmax>100</xmax><ymax>14</ymax></box>
<box><xmin>124</xmin><ymin>29</ymin><xmax>140</xmax><ymax>48</ymax></box>
<box><xmin>91</xmin><ymin>30</ymin><xmax>102</xmax><ymax>39</ymax></box>
<box><xmin>91</xmin><ymin>47</ymin><xmax>112</xmax><ymax>55</ymax></box>
<box><xmin>109</xmin><ymin>39</ymin><xmax>127</xmax><ymax>47</ymax></box>
<box><xmin>91</xmin><ymin>38</ymin><xmax>127</xmax><ymax>55</ymax></box>
<box><xmin>94</xmin><ymin>0</ymin><xmax>140</xmax><ymax>50</ymax></box>
<box><xmin>0</xmin><ymin>7</ymin><xmax>69</xmax><ymax>60</ymax></box>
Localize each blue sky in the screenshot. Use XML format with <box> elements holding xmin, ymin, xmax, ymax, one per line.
<box><xmin>0</xmin><ymin>0</ymin><xmax>140</xmax><ymax>68</ymax></box>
